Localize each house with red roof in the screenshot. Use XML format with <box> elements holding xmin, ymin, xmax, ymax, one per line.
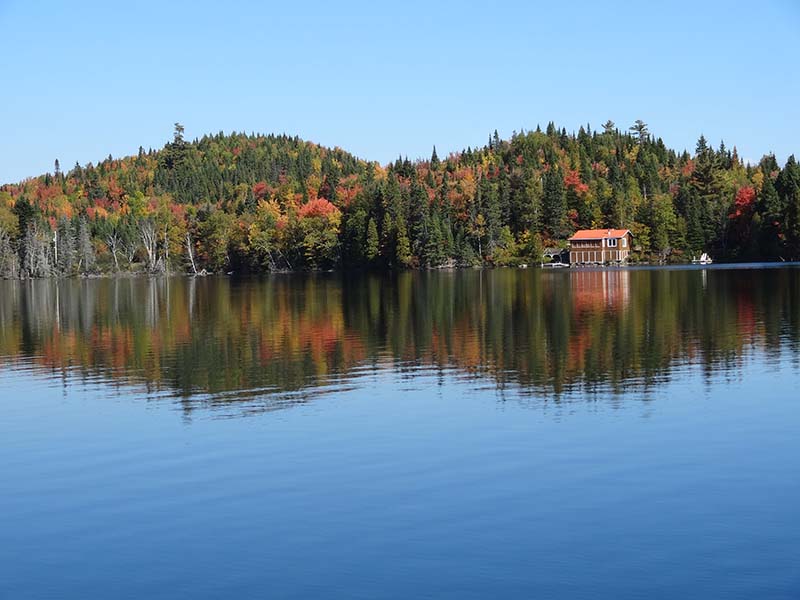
<box><xmin>568</xmin><ymin>229</ymin><xmax>632</xmax><ymax>265</ymax></box>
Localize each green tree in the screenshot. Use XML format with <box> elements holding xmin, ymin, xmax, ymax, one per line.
<box><xmin>201</xmin><ymin>210</ymin><xmax>237</xmax><ymax>271</ymax></box>
<box><xmin>758</xmin><ymin>174</ymin><xmax>783</xmax><ymax>257</ymax></box>
<box><xmin>366</xmin><ymin>217</ymin><xmax>379</xmax><ymax>262</ymax></box>
<box><xmin>629</xmin><ymin>120</ymin><xmax>649</xmax><ymax>143</ymax></box>
<box><xmin>542</xmin><ymin>166</ymin><xmax>567</xmax><ymax>238</ymax></box>
<box><xmin>650</xmin><ymin>193</ymin><xmax>678</xmax><ymax>258</ymax></box>
<box><xmin>395</xmin><ymin>213</ymin><xmax>412</xmax><ymax>267</ymax></box>
<box><xmin>521</xmin><ymin>230</ymin><xmax>544</xmax><ymax>263</ymax></box>
<box><xmin>430</xmin><ymin>146</ymin><xmax>440</xmax><ymax>169</ymax></box>
<box><xmin>777</xmin><ymin>155</ymin><xmax>800</xmax><ymax>258</ymax></box>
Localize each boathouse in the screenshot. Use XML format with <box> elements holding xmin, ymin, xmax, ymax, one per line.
<box><xmin>543</xmin><ymin>247</ymin><xmax>568</xmax><ymax>264</ymax></box>
<box><xmin>568</xmin><ymin>229</ymin><xmax>632</xmax><ymax>265</ymax></box>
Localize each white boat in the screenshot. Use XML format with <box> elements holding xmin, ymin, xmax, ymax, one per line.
<box><xmin>692</xmin><ymin>253</ymin><xmax>713</xmax><ymax>265</ymax></box>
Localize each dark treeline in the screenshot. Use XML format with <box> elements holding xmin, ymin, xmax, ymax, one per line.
<box><xmin>1</xmin><ymin>120</ymin><xmax>799</xmax><ymax>277</ymax></box>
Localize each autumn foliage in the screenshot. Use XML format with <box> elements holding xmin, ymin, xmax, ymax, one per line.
<box><xmin>0</xmin><ymin>122</ymin><xmax>799</xmax><ymax>278</ymax></box>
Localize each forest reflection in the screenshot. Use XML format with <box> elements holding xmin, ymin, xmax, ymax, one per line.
<box><xmin>1</xmin><ymin>267</ymin><xmax>799</xmax><ymax>407</ymax></box>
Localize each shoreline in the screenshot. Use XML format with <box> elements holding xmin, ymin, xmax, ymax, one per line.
<box><xmin>2</xmin><ymin>259</ymin><xmax>798</xmax><ymax>281</ymax></box>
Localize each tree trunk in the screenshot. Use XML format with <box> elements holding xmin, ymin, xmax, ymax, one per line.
<box><xmin>186</xmin><ymin>232</ymin><xmax>198</xmax><ymax>275</ymax></box>
<box><xmin>139</xmin><ymin>219</ymin><xmax>159</xmax><ymax>273</ymax></box>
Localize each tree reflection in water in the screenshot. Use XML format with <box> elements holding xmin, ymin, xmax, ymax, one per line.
<box><xmin>0</xmin><ymin>267</ymin><xmax>798</xmax><ymax>412</ymax></box>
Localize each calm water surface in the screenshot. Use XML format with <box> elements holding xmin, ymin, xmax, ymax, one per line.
<box><xmin>1</xmin><ymin>267</ymin><xmax>799</xmax><ymax>599</ymax></box>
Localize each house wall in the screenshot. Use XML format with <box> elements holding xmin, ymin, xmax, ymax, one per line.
<box><xmin>569</xmin><ymin>234</ymin><xmax>632</xmax><ymax>264</ymax></box>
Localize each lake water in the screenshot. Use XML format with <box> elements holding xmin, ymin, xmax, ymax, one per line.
<box><xmin>1</xmin><ymin>266</ymin><xmax>799</xmax><ymax>599</ymax></box>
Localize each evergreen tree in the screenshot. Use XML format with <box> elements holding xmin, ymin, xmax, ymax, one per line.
<box><xmin>430</xmin><ymin>146</ymin><xmax>440</xmax><ymax>169</ymax></box>
<box><xmin>1</xmin><ymin>121</ymin><xmax>796</xmax><ymax>274</ymax></box>
<box><xmin>692</xmin><ymin>134</ymin><xmax>723</xmax><ymax>244</ymax></box>
<box><xmin>366</xmin><ymin>218</ymin><xmax>379</xmax><ymax>262</ymax></box>
<box><xmin>381</xmin><ymin>212</ymin><xmax>395</xmax><ymax>265</ymax></box>
<box><xmin>480</xmin><ymin>174</ymin><xmax>501</xmax><ymax>251</ymax></box>
<box><xmin>395</xmin><ymin>213</ymin><xmax>412</xmax><ymax>267</ymax></box>
<box><xmin>629</xmin><ymin>120</ymin><xmax>649</xmax><ymax>143</ymax></box>
<box><xmin>424</xmin><ymin>210</ymin><xmax>446</xmax><ymax>267</ymax></box>
<box><xmin>685</xmin><ymin>194</ymin><xmax>706</xmax><ymax>253</ymax></box>
<box><xmin>409</xmin><ymin>180</ymin><xmax>429</xmax><ymax>260</ymax></box>
<box><xmin>758</xmin><ymin>174</ymin><xmax>783</xmax><ymax>257</ymax></box>
<box><xmin>542</xmin><ymin>166</ymin><xmax>567</xmax><ymax>238</ymax></box>
<box><xmin>342</xmin><ymin>207</ymin><xmax>368</xmax><ymax>266</ymax></box>
<box><xmin>777</xmin><ymin>155</ymin><xmax>800</xmax><ymax>258</ymax></box>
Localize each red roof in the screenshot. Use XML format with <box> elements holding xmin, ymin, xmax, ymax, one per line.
<box><xmin>569</xmin><ymin>229</ymin><xmax>631</xmax><ymax>241</ymax></box>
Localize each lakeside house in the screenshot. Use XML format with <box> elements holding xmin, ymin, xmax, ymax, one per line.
<box><xmin>568</xmin><ymin>229</ymin><xmax>632</xmax><ymax>266</ymax></box>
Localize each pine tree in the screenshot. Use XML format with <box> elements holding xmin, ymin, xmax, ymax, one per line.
<box><xmin>692</xmin><ymin>134</ymin><xmax>723</xmax><ymax>244</ymax></box>
<box><xmin>477</xmin><ymin>173</ymin><xmax>501</xmax><ymax>253</ymax></box>
<box><xmin>395</xmin><ymin>214</ymin><xmax>412</xmax><ymax>267</ymax></box>
<box><xmin>696</xmin><ymin>135</ymin><xmax>709</xmax><ymax>156</ymax></box>
<box><xmin>1</xmin><ymin>121</ymin><xmax>794</xmax><ymax>273</ymax></box>
<box><xmin>430</xmin><ymin>146</ymin><xmax>440</xmax><ymax>169</ymax></box>
<box><xmin>758</xmin><ymin>175</ymin><xmax>783</xmax><ymax>257</ymax></box>
<box><xmin>629</xmin><ymin>120</ymin><xmax>649</xmax><ymax>144</ymax></box>
<box><xmin>366</xmin><ymin>218</ymin><xmax>379</xmax><ymax>262</ymax></box>
<box><xmin>685</xmin><ymin>194</ymin><xmax>706</xmax><ymax>253</ymax></box>
<box><xmin>777</xmin><ymin>155</ymin><xmax>800</xmax><ymax>258</ymax></box>
<box><xmin>542</xmin><ymin>166</ymin><xmax>567</xmax><ymax>238</ymax></box>
<box><xmin>381</xmin><ymin>212</ymin><xmax>395</xmax><ymax>265</ymax></box>
<box><xmin>342</xmin><ymin>207</ymin><xmax>367</xmax><ymax>266</ymax></box>
<box><xmin>409</xmin><ymin>180</ymin><xmax>429</xmax><ymax>260</ymax></box>
<box><xmin>424</xmin><ymin>211</ymin><xmax>446</xmax><ymax>267</ymax></box>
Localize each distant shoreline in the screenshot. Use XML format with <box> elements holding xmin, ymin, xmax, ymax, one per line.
<box><xmin>3</xmin><ymin>259</ymin><xmax>799</xmax><ymax>281</ymax></box>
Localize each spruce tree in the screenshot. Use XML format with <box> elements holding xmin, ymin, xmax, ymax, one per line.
<box><xmin>685</xmin><ymin>194</ymin><xmax>705</xmax><ymax>253</ymax></box>
<box><xmin>430</xmin><ymin>146</ymin><xmax>440</xmax><ymax>169</ymax></box>
<box><xmin>366</xmin><ymin>218</ymin><xmax>379</xmax><ymax>262</ymax></box>
<box><xmin>777</xmin><ymin>156</ymin><xmax>800</xmax><ymax>258</ymax></box>
<box><xmin>381</xmin><ymin>212</ymin><xmax>395</xmax><ymax>263</ymax></box>
<box><xmin>758</xmin><ymin>175</ymin><xmax>783</xmax><ymax>257</ymax></box>
<box><xmin>395</xmin><ymin>214</ymin><xmax>412</xmax><ymax>267</ymax></box>
<box><xmin>542</xmin><ymin>166</ymin><xmax>567</xmax><ymax>238</ymax></box>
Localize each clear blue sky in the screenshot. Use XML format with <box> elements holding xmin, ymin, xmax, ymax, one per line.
<box><xmin>1</xmin><ymin>0</ymin><xmax>798</xmax><ymax>183</ymax></box>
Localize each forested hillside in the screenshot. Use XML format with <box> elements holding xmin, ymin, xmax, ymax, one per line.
<box><xmin>1</xmin><ymin>121</ymin><xmax>799</xmax><ymax>277</ymax></box>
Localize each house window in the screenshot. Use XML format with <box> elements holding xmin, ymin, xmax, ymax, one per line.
<box><xmin>621</xmin><ymin>237</ymin><xmax>627</xmax><ymax>247</ymax></box>
<box><xmin>608</xmin><ymin>238</ymin><xmax>617</xmax><ymax>247</ymax></box>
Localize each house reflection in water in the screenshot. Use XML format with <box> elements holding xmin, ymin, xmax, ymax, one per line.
<box><xmin>570</xmin><ymin>269</ymin><xmax>631</xmax><ymax>311</ymax></box>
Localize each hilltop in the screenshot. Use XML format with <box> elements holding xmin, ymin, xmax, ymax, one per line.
<box><xmin>1</xmin><ymin>121</ymin><xmax>799</xmax><ymax>277</ymax></box>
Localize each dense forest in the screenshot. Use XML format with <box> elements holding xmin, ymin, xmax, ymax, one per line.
<box><xmin>1</xmin><ymin>120</ymin><xmax>799</xmax><ymax>277</ymax></box>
